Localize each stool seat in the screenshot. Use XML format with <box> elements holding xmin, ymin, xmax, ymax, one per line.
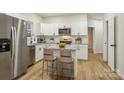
<box><xmin>44</xmin><ymin>56</ymin><xmax>57</xmax><ymax>61</ymax></box>
<box><xmin>59</xmin><ymin>57</ymin><xmax>74</xmax><ymax>63</ymax></box>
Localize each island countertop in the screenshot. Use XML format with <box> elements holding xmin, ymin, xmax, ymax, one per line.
<box><xmin>44</xmin><ymin>47</ymin><xmax>76</xmax><ymax>51</ymax></box>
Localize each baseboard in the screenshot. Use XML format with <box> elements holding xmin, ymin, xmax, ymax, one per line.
<box><xmin>116</xmin><ymin>69</ymin><xmax>124</xmax><ymax>79</ymax></box>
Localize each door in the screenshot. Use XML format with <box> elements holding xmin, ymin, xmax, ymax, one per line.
<box><xmin>108</xmin><ymin>16</ymin><xmax>116</xmax><ymax>71</ymax></box>
<box><xmin>14</xmin><ymin>19</ymin><xmax>28</xmax><ymax>78</ymax></box>
<box><xmin>0</xmin><ymin>14</ymin><xmax>13</xmax><ymax>79</ymax></box>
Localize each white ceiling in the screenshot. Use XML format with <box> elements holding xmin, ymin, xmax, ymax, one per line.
<box><xmin>36</xmin><ymin>13</ymin><xmax>80</xmax><ymax>17</ymax></box>
<box><xmin>36</xmin><ymin>13</ymin><xmax>104</xmax><ymax>20</ymax></box>
<box><xmin>87</xmin><ymin>13</ymin><xmax>104</xmax><ymax>20</ymax></box>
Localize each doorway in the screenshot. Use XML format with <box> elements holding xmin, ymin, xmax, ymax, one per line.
<box><xmin>88</xmin><ymin>27</ymin><xmax>94</xmax><ymax>53</ymax></box>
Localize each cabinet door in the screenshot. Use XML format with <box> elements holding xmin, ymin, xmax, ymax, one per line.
<box><xmin>43</xmin><ymin>24</ymin><xmax>57</xmax><ymax>35</ymax></box>
<box><xmin>35</xmin><ymin>45</ymin><xmax>39</xmax><ymax>62</ymax></box>
<box><xmin>76</xmin><ymin>45</ymin><xmax>88</xmax><ymax>60</ymax></box>
<box><xmin>82</xmin><ymin>45</ymin><xmax>88</xmax><ymax>60</ymax></box>
<box><xmin>35</xmin><ymin>45</ymin><xmax>44</xmax><ymax>62</ymax></box>
<box><xmin>42</xmin><ymin>23</ymin><xmax>47</xmax><ymax>35</ymax></box>
<box><xmin>40</xmin><ymin>23</ymin><xmax>44</xmax><ymax>35</ymax></box>
<box><xmin>42</xmin><ymin>23</ymin><xmax>50</xmax><ymax>35</ymax></box>
<box><xmin>71</xmin><ymin>22</ymin><xmax>88</xmax><ymax>35</ymax></box>
<box><xmin>52</xmin><ymin>24</ymin><xmax>58</xmax><ymax>35</ymax></box>
<box><xmin>79</xmin><ymin>22</ymin><xmax>87</xmax><ymax>35</ymax></box>
<box><xmin>71</xmin><ymin>23</ymin><xmax>79</xmax><ymax>35</ymax></box>
<box><xmin>39</xmin><ymin>45</ymin><xmax>43</xmax><ymax>60</ymax></box>
<box><xmin>76</xmin><ymin>45</ymin><xmax>82</xmax><ymax>59</ymax></box>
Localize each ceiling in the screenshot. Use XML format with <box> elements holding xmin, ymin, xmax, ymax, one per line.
<box><xmin>36</xmin><ymin>13</ymin><xmax>104</xmax><ymax>20</ymax></box>
<box><xmin>36</xmin><ymin>13</ymin><xmax>79</xmax><ymax>17</ymax></box>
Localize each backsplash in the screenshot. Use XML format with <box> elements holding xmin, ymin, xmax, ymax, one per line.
<box><xmin>41</xmin><ymin>35</ymin><xmax>88</xmax><ymax>45</ymax></box>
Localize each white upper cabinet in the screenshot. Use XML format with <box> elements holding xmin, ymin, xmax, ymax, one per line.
<box><xmin>42</xmin><ymin>23</ymin><xmax>50</xmax><ymax>35</ymax></box>
<box><xmin>51</xmin><ymin>24</ymin><xmax>58</xmax><ymax>35</ymax></box>
<box><xmin>42</xmin><ymin>23</ymin><xmax>58</xmax><ymax>35</ymax></box>
<box><xmin>33</xmin><ymin>22</ymin><xmax>41</xmax><ymax>35</ymax></box>
<box><xmin>40</xmin><ymin>22</ymin><xmax>87</xmax><ymax>36</ymax></box>
<box><xmin>71</xmin><ymin>22</ymin><xmax>87</xmax><ymax>35</ymax></box>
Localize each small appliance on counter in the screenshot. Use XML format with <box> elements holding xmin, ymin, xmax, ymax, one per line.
<box><xmin>75</xmin><ymin>37</ymin><xmax>82</xmax><ymax>44</ymax></box>
<box><xmin>36</xmin><ymin>35</ymin><xmax>46</xmax><ymax>43</ymax></box>
<box><xmin>27</xmin><ymin>36</ymin><xmax>37</xmax><ymax>46</ymax></box>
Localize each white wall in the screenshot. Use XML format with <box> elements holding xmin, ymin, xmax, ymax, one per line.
<box><xmin>43</xmin><ymin>14</ymin><xmax>87</xmax><ymax>23</ymax></box>
<box><xmin>6</xmin><ymin>13</ymin><xmax>43</xmax><ymax>22</ymax></box>
<box><xmin>116</xmin><ymin>14</ymin><xmax>124</xmax><ymax>78</ymax></box>
<box><xmin>104</xmin><ymin>13</ymin><xmax>124</xmax><ymax>78</ymax></box>
<box><xmin>6</xmin><ymin>13</ymin><xmax>43</xmax><ymax>35</ymax></box>
<box><xmin>88</xmin><ymin>19</ymin><xmax>103</xmax><ymax>53</ymax></box>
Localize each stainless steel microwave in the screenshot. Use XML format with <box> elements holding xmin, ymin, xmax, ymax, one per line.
<box><xmin>58</xmin><ymin>28</ymin><xmax>71</xmax><ymax>35</ymax></box>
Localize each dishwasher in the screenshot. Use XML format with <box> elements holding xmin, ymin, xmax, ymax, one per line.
<box><xmin>28</xmin><ymin>46</ymin><xmax>35</xmax><ymax>67</ymax></box>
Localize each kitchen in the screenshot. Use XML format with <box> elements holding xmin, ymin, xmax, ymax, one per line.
<box><xmin>0</xmin><ymin>13</ymin><xmax>122</xmax><ymax>80</ymax></box>
<box><xmin>25</xmin><ymin>14</ymin><xmax>89</xmax><ymax>80</ymax></box>
<box><xmin>0</xmin><ymin>0</ymin><xmax>124</xmax><ymax>93</ymax></box>
<box><xmin>0</xmin><ymin>13</ymin><xmax>88</xmax><ymax>80</ymax></box>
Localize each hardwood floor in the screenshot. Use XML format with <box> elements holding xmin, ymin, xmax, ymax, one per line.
<box><xmin>18</xmin><ymin>53</ymin><xmax>122</xmax><ymax>80</ymax></box>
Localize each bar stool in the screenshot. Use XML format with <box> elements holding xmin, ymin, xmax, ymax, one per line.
<box><xmin>59</xmin><ymin>49</ymin><xmax>74</xmax><ymax>79</ymax></box>
<box><xmin>42</xmin><ymin>48</ymin><xmax>57</xmax><ymax>79</ymax></box>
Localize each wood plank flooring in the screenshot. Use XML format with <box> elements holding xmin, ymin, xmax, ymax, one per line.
<box><xmin>17</xmin><ymin>53</ymin><xmax>122</xmax><ymax>80</ymax></box>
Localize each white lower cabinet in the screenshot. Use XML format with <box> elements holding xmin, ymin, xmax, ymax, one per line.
<box><xmin>76</xmin><ymin>45</ymin><xmax>88</xmax><ymax>60</ymax></box>
<box><xmin>35</xmin><ymin>45</ymin><xmax>44</xmax><ymax>62</ymax></box>
<box><xmin>35</xmin><ymin>44</ymin><xmax>88</xmax><ymax>62</ymax></box>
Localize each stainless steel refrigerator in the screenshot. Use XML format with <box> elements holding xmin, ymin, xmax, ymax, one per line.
<box><xmin>0</xmin><ymin>14</ymin><xmax>30</xmax><ymax>79</ymax></box>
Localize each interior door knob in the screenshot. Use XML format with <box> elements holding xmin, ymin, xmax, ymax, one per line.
<box><xmin>110</xmin><ymin>44</ymin><xmax>116</xmax><ymax>47</ymax></box>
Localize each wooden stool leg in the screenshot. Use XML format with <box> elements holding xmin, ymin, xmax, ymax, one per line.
<box><xmin>62</xmin><ymin>63</ymin><xmax>63</xmax><ymax>79</ymax></box>
<box><xmin>42</xmin><ymin>60</ymin><xmax>45</xmax><ymax>79</ymax></box>
<box><xmin>71</xmin><ymin>63</ymin><xmax>74</xmax><ymax>80</ymax></box>
<box><xmin>47</xmin><ymin>61</ymin><xmax>48</xmax><ymax>75</ymax></box>
<box><xmin>52</xmin><ymin>61</ymin><xmax>54</xmax><ymax>79</ymax></box>
<box><xmin>56</xmin><ymin>61</ymin><xmax>58</xmax><ymax>80</ymax></box>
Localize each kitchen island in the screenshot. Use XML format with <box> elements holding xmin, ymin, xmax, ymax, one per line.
<box><xmin>45</xmin><ymin>47</ymin><xmax>77</xmax><ymax>79</ymax></box>
<box><xmin>34</xmin><ymin>43</ymin><xmax>88</xmax><ymax>78</ymax></box>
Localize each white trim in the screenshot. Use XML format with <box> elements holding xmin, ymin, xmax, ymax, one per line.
<box><xmin>116</xmin><ymin>69</ymin><xmax>124</xmax><ymax>79</ymax></box>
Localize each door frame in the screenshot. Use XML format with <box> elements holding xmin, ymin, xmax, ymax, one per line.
<box><xmin>88</xmin><ymin>27</ymin><xmax>94</xmax><ymax>53</ymax></box>
<box><xmin>106</xmin><ymin>20</ymin><xmax>109</xmax><ymax>62</ymax></box>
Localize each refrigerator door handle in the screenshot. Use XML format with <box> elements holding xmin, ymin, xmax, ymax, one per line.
<box><xmin>13</xmin><ymin>27</ymin><xmax>17</xmax><ymax>58</ymax></box>
<box><xmin>11</xmin><ymin>26</ymin><xmax>15</xmax><ymax>61</ymax></box>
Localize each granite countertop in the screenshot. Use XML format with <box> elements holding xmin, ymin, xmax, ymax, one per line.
<box><xmin>28</xmin><ymin>43</ymin><xmax>88</xmax><ymax>46</ymax></box>
<box><xmin>44</xmin><ymin>47</ymin><xmax>76</xmax><ymax>51</ymax></box>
